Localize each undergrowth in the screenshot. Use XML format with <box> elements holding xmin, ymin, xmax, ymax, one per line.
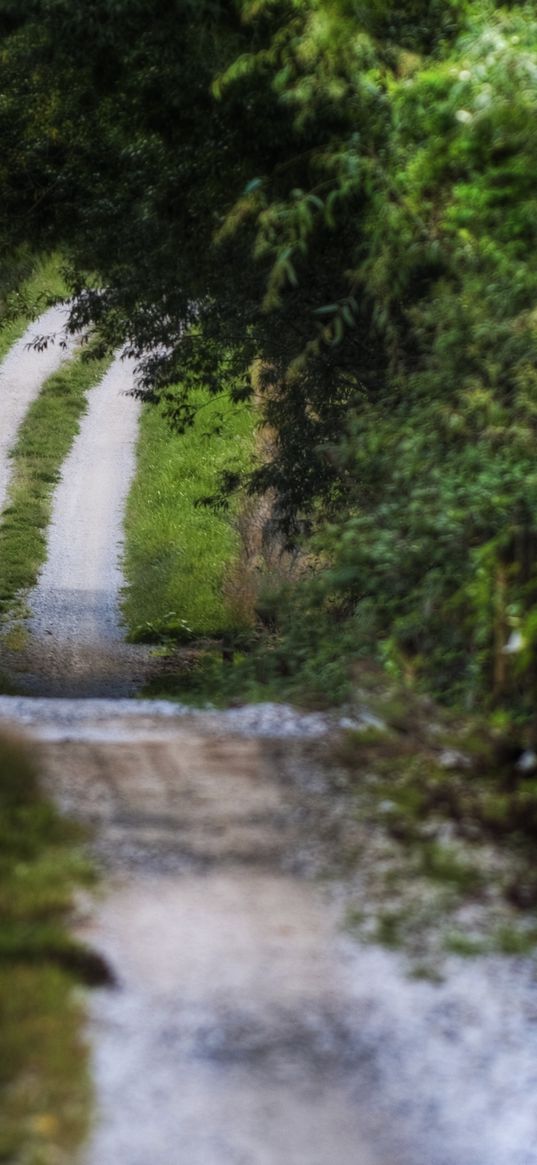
<box><xmin>327</xmin><ymin>677</ymin><xmax>537</xmax><ymax>966</ymax></box>
<box><xmin>0</xmin><ymin>349</ymin><xmax>109</xmax><ymax>626</ymax></box>
<box><xmin>0</xmin><ymin>732</ymin><xmax>97</xmax><ymax>1164</ymax></box>
<box><xmin>122</xmin><ymin>390</ymin><xmax>255</xmax><ymax>642</ymax></box>
<box><xmin>141</xmin><ymin>584</ymin><xmax>364</xmax><ymax>708</ymax></box>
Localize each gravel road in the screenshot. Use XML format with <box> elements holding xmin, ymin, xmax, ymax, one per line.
<box><xmin>1</xmin><ymin>697</ymin><xmax>536</xmax><ymax>1165</ymax></box>
<box><xmin>0</xmin><ymin>305</ymin><xmax>75</xmax><ymax>514</ymax></box>
<box><xmin>12</xmin><ymin>353</ymin><xmax>144</xmax><ymax>695</ymax></box>
<box><xmin>1</xmin><ymin>319</ymin><xmax>536</xmax><ymax>1164</ymax></box>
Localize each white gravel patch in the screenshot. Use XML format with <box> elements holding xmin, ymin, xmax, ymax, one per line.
<box><xmin>215</xmin><ymin>701</ymin><xmax>333</xmax><ymax>737</ymax></box>
<box><xmin>0</xmin><ymin>696</ymin><xmax>343</xmax><ymax>741</ymax></box>
<box><xmin>0</xmin><ymin>695</ymin><xmax>192</xmax><ymax>740</ymax></box>
<box><xmin>0</xmin><ymin>304</ymin><xmax>75</xmax><ymax>514</ymax></box>
<box><xmin>342</xmin><ymin>942</ymin><xmax>537</xmax><ymax>1165</ymax></box>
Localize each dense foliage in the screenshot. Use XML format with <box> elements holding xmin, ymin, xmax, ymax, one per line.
<box><xmin>2</xmin><ymin>0</ymin><xmax>537</xmax><ymax>714</ymax></box>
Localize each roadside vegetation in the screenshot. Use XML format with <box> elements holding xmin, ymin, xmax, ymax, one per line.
<box><xmin>331</xmin><ymin>674</ymin><xmax>537</xmax><ymax>969</ymax></box>
<box><xmin>0</xmin><ymin>253</ymin><xmax>66</xmax><ymax>363</ymax></box>
<box><xmin>0</xmin><ymin>350</ymin><xmax>109</xmax><ymax>637</ymax></box>
<box><xmin>2</xmin><ymin>0</ymin><xmax>537</xmax><ymax>952</ymax></box>
<box><xmin>0</xmin><ymin>732</ymin><xmax>98</xmax><ymax>1165</ymax></box>
<box><xmin>4</xmin><ymin>0</ymin><xmax>537</xmax><ymax>730</ymax></box>
<box><xmin>123</xmin><ymin>388</ymin><xmax>255</xmax><ymax>644</ymax></box>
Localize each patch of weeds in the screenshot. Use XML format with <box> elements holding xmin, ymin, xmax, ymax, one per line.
<box><xmin>409</xmin><ymin>962</ymin><xmax>444</xmax><ymax>982</ymax></box>
<box><xmin>134</xmin><ymin>613</ymin><xmax>194</xmax><ymax>646</ymax></box>
<box><xmin>493</xmin><ymin>924</ymin><xmax>537</xmax><ymax>956</ymax></box>
<box><xmin>0</xmin><ymin>964</ymin><xmax>90</xmax><ymax>1164</ymax></box>
<box><xmin>123</xmin><ymin>391</ymin><xmax>255</xmax><ymax>642</ymax></box>
<box><xmin>419</xmin><ymin>843</ymin><xmax>483</xmax><ymax>892</ymax></box>
<box><xmin>330</xmin><ymin>702</ymin><xmax>537</xmax><ymax>963</ymax></box>
<box><xmin>0</xmin><ymin>732</ymin><xmax>98</xmax><ymax>1163</ymax></box>
<box><xmin>444</xmin><ymin>933</ymin><xmax>489</xmax><ymax>957</ymax></box>
<box><xmin>375</xmin><ymin>691</ymin><xmax>425</xmax><ymax>735</ymax></box>
<box><xmin>1</xmin><ymin>622</ymin><xmax>28</xmax><ymax>652</ymax></box>
<box><xmin>143</xmin><ymin>643</ymin><xmax>262</xmax><ymax>707</ymax></box>
<box><xmin>0</xmin><ymin>350</ymin><xmax>109</xmax><ymax>623</ymax></box>
<box><xmin>375</xmin><ymin>909</ymin><xmax>407</xmax><ymax>949</ymax></box>
<box><xmin>341</xmin><ymin>725</ymin><xmax>391</xmax><ymax>751</ymax></box>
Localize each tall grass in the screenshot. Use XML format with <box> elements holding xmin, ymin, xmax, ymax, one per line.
<box><xmin>122</xmin><ymin>391</ymin><xmax>255</xmax><ymax>641</ymax></box>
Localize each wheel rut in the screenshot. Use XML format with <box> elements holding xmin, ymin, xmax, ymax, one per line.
<box><xmin>38</xmin><ymin>725</ymin><xmax>386</xmax><ymax>1165</ymax></box>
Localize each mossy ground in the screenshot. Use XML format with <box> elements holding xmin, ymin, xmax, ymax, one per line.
<box><xmin>0</xmin><ymin>733</ymin><xmax>96</xmax><ymax>1164</ymax></box>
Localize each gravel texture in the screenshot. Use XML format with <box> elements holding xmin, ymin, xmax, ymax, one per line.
<box><xmin>10</xmin><ymin>353</ymin><xmax>145</xmax><ymax>695</ymax></box>
<box><xmin>0</xmin><ymin>694</ymin><xmax>369</xmax><ymax>742</ymax></box>
<box><xmin>1</xmin><ymin>695</ymin><xmax>536</xmax><ymax>1165</ymax></box>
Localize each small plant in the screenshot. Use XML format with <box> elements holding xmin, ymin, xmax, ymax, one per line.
<box><xmin>444</xmin><ymin>934</ymin><xmax>489</xmax><ymax>958</ymax></box>
<box><xmin>493</xmin><ymin>925</ymin><xmax>537</xmax><ymax>957</ymax></box>
<box><xmin>419</xmin><ymin>844</ymin><xmax>483</xmax><ymax>892</ymax></box>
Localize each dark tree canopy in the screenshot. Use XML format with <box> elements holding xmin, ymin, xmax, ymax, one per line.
<box><xmin>2</xmin><ymin>0</ymin><xmax>537</xmax><ymax>710</ymax></box>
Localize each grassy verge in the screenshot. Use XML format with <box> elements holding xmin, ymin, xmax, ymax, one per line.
<box><xmin>318</xmin><ymin>668</ymin><xmax>537</xmax><ymax>970</ymax></box>
<box><xmin>122</xmin><ymin>390</ymin><xmax>255</xmax><ymax>643</ymax></box>
<box><xmin>0</xmin><ymin>254</ymin><xmax>67</xmax><ymax>364</ymax></box>
<box><xmin>0</xmin><ymin>733</ymin><xmax>99</xmax><ymax>1164</ymax></box>
<box><xmin>140</xmin><ymin>588</ymin><xmax>359</xmax><ymax>707</ymax></box>
<box><xmin>0</xmin><ymin>351</ymin><xmax>109</xmax><ymax>629</ymax></box>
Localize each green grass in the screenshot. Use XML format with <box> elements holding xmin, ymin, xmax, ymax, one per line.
<box><xmin>0</xmin><ymin>351</ymin><xmax>109</xmax><ymax>625</ymax></box>
<box><xmin>419</xmin><ymin>842</ymin><xmax>483</xmax><ymax>892</ymax></box>
<box><xmin>0</xmin><ymin>254</ymin><xmax>67</xmax><ymax>364</ymax></box>
<box><xmin>0</xmin><ymin>732</ymin><xmax>95</xmax><ymax>1164</ymax></box>
<box><xmin>445</xmin><ymin>926</ymin><xmax>537</xmax><ymax>958</ymax></box>
<box><xmin>444</xmin><ymin>934</ymin><xmax>489</xmax><ymax>957</ymax></box>
<box><xmin>122</xmin><ymin>391</ymin><xmax>255</xmax><ymax>642</ymax></box>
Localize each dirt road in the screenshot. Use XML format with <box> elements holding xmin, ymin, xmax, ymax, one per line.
<box><xmin>41</xmin><ymin>723</ymin><xmax>383</xmax><ymax>1165</ymax></box>
<box><xmin>1</xmin><ymin>697</ymin><xmax>535</xmax><ymax>1165</ymax></box>
<box><xmin>1</xmin><ymin>319</ymin><xmax>536</xmax><ymax>1164</ymax></box>
<box><xmin>8</xmin><ymin>353</ymin><xmax>144</xmax><ymax>695</ymax></box>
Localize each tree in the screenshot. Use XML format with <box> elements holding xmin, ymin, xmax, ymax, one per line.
<box><xmin>2</xmin><ymin>0</ymin><xmax>537</xmax><ymax>712</ymax></box>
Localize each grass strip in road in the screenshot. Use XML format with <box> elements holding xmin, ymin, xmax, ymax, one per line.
<box><xmin>123</xmin><ymin>390</ymin><xmax>255</xmax><ymax>642</ymax></box>
<box><xmin>0</xmin><ymin>351</ymin><xmax>109</xmax><ymax>627</ymax></box>
<box><xmin>0</xmin><ymin>253</ymin><xmax>67</xmax><ymax>364</ymax></box>
<box><xmin>0</xmin><ymin>732</ymin><xmax>98</xmax><ymax>1165</ymax></box>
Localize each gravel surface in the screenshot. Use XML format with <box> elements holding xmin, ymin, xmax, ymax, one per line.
<box><xmin>19</xmin><ymin>706</ymin><xmax>535</xmax><ymax>1165</ymax></box>
<box><xmin>0</xmin><ymin>694</ymin><xmax>374</xmax><ymax>742</ymax></box>
<box><xmin>1</xmin><ymin>319</ymin><xmax>536</xmax><ymax>1164</ymax></box>
<box><xmin>0</xmin><ymin>304</ymin><xmax>75</xmax><ymax>514</ymax></box>
<box><xmin>12</xmin><ymin>354</ymin><xmax>145</xmax><ymax>695</ymax></box>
